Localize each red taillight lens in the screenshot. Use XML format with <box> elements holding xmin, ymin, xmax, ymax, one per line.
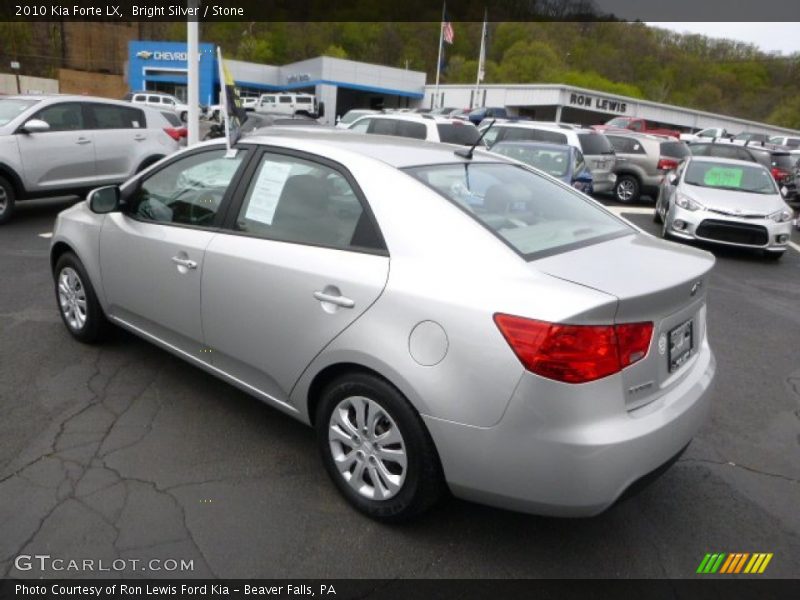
<box><xmin>163</xmin><ymin>127</ymin><xmax>185</xmax><ymax>141</ymax></box>
<box><xmin>770</xmin><ymin>167</ymin><xmax>789</xmax><ymax>182</ymax></box>
<box><xmin>493</xmin><ymin>314</ymin><xmax>653</xmax><ymax>384</ymax></box>
<box><xmin>657</xmin><ymin>158</ymin><xmax>679</xmax><ymax>171</ymax></box>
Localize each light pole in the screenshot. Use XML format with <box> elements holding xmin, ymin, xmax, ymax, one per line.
<box><xmin>186</xmin><ymin>0</ymin><xmax>200</xmax><ymax>145</ymax></box>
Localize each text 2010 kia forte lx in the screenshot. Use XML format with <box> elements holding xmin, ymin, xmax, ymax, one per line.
<box><xmin>50</xmin><ymin>130</ymin><xmax>716</xmax><ymax>521</ymax></box>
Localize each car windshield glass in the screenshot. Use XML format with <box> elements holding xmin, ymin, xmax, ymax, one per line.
<box><xmin>339</xmin><ymin>111</ymin><xmax>366</xmax><ymax>124</ymax></box>
<box><xmin>660</xmin><ymin>141</ymin><xmax>690</xmax><ymax>158</ymax></box>
<box><xmin>493</xmin><ymin>145</ymin><xmax>570</xmax><ymax>177</ymax></box>
<box><xmin>406</xmin><ymin>163</ymin><xmax>631</xmax><ymax>259</ymax></box>
<box><xmin>684</xmin><ymin>161</ymin><xmax>777</xmax><ymax>194</ymax></box>
<box><xmin>578</xmin><ymin>133</ymin><xmax>614</xmax><ymax>155</ymax></box>
<box><xmin>0</xmin><ymin>98</ymin><xmax>40</xmax><ymax>126</ymax></box>
<box><xmin>436</xmin><ymin>123</ymin><xmax>481</xmax><ymax>145</ymax></box>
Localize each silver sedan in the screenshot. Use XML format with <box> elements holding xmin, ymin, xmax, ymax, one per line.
<box><xmin>655</xmin><ymin>156</ymin><xmax>794</xmax><ymax>260</ymax></box>
<box><xmin>51</xmin><ymin>130</ymin><xmax>716</xmax><ymax>520</ymax></box>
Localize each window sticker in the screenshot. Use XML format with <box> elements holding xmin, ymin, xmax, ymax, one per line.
<box><xmin>244</xmin><ymin>160</ymin><xmax>293</xmax><ymax>225</ymax></box>
<box><xmin>703</xmin><ymin>167</ymin><xmax>743</xmax><ymax>188</ymax></box>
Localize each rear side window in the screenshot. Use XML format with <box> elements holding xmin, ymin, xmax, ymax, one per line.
<box><xmin>279</xmin><ymin>97</ymin><xmax>293</xmax><ymax>104</ymax></box>
<box><xmin>607</xmin><ymin>136</ymin><xmax>645</xmax><ymax>154</ymax></box>
<box><xmin>578</xmin><ymin>133</ymin><xmax>614</xmax><ymax>155</ymax></box>
<box><xmin>296</xmin><ymin>97</ymin><xmax>312</xmax><ymax>104</ymax></box>
<box><xmin>501</xmin><ymin>127</ymin><xmax>568</xmax><ymax>145</ymax></box>
<box><xmin>437</xmin><ymin>123</ymin><xmax>481</xmax><ymax>145</ymax></box>
<box><xmin>90</xmin><ymin>104</ymin><xmax>145</xmax><ymax>129</ymax></box>
<box><xmin>369</xmin><ymin>119</ymin><xmax>397</xmax><ymax>136</ymax></box>
<box><xmin>785</xmin><ymin>138</ymin><xmax>800</xmax><ymax>148</ymax></box>
<box><xmin>407</xmin><ymin>163</ymin><xmax>631</xmax><ymax>259</ymax></box>
<box><xmin>395</xmin><ymin>120</ymin><xmax>427</xmax><ymax>140</ymax></box>
<box><xmin>660</xmin><ymin>141</ymin><xmax>690</xmax><ymax>159</ymax></box>
<box><xmin>147</xmin><ymin>96</ymin><xmax>161</xmax><ymax>104</ymax></box>
<box><xmin>160</xmin><ymin>111</ymin><xmax>182</xmax><ymax>127</ymax></box>
<box><xmin>132</xmin><ymin>95</ymin><xmax>146</xmax><ymax>102</ymax></box>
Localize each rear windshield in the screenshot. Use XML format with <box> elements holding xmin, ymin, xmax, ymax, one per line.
<box><xmin>406</xmin><ymin>163</ymin><xmax>631</xmax><ymax>259</ymax></box>
<box><xmin>0</xmin><ymin>98</ymin><xmax>40</xmax><ymax>126</ymax></box>
<box><xmin>684</xmin><ymin>161</ymin><xmax>777</xmax><ymax>195</ymax></box>
<box><xmin>771</xmin><ymin>154</ymin><xmax>798</xmax><ymax>170</ymax></box>
<box><xmin>160</xmin><ymin>111</ymin><xmax>182</xmax><ymax>126</ymax></box>
<box><xmin>660</xmin><ymin>141</ymin><xmax>690</xmax><ymax>159</ymax></box>
<box><xmin>436</xmin><ymin>123</ymin><xmax>481</xmax><ymax>146</ymax></box>
<box><xmin>492</xmin><ymin>144</ymin><xmax>570</xmax><ymax>177</ymax></box>
<box><xmin>577</xmin><ymin>133</ymin><xmax>614</xmax><ymax>156</ymax></box>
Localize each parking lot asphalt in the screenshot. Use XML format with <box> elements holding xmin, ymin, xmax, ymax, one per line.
<box><xmin>1</xmin><ymin>196</ymin><xmax>799</xmax><ymax>579</ymax></box>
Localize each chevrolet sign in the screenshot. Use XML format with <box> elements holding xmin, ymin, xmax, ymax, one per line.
<box><xmin>136</xmin><ymin>50</ymin><xmax>189</xmax><ymax>61</ymax></box>
<box><xmin>136</xmin><ymin>51</ymin><xmax>153</xmax><ymax>59</ymax></box>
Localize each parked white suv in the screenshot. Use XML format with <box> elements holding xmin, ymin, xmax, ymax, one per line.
<box><xmin>256</xmin><ymin>92</ymin><xmax>319</xmax><ymax>117</ymax></box>
<box><xmin>480</xmin><ymin>122</ymin><xmax>617</xmax><ymax>193</ymax></box>
<box><xmin>127</xmin><ymin>91</ymin><xmax>190</xmax><ymax>122</ymax></box>
<box><xmin>0</xmin><ymin>95</ymin><xmax>180</xmax><ymax>224</ymax></box>
<box><xmin>347</xmin><ymin>113</ymin><xmax>482</xmax><ymax>146</ymax></box>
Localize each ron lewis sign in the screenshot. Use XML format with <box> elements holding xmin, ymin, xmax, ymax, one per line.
<box><xmin>569</xmin><ymin>92</ymin><xmax>628</xmax><ymax>114</ymax></box>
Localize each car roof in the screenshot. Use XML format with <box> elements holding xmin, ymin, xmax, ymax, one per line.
<box><xmin>366</xmin><ymin>113</ymin><xmax>473</xmax><ymax>125</ymax></box>
<box><xmin>493</xmin><ymin>141</ymin><xmax>573</xmax><ymax>152</ymax></box>
<box><xmin>489</xmin><ymin>121</ymin><xmax>595</xmax><ymax>134</ymax></box>
<box><xmin>6</xmin><ymin>94</ymin><xmax>151</xmax><ymax>108</ymax></box>
<box><xmin>241</xmin><ymin>128</ymin><xmax>504</xmax><ymax>168</ymax></box>
<box><xmin>689</xmin><ymin>155</ymin><xmax>766</xmax><ymax>166</ymax></box>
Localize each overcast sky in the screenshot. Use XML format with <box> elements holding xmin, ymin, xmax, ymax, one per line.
<box><xmin>646</xmin><ymin>23</ymin><xmax>800</xmax><ymax>55</ymax></box>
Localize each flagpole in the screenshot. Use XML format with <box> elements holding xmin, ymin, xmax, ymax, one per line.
<box><xmin>434</xmin><ymin>2</ymin><xmax>445</xmax><ymax>109</ymax></box>
<box><xmin>216</xmin><ymin>47</ymin><xmax>231</xmax><ymax>153</ymax></box>
<box><xmin>474</xmin><ymin>9</ymin><xmax>487</xmax><ymax>109</ymax></box>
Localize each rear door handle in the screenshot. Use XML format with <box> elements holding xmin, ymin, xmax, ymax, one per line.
<box><xmin>313</xmin><ymin>291</ymin><xmax>354</xmax><ymax>308</ymax></box>
<box><xmin>134</xmin><ymin>134</ymin><xmax>147</xmax><ymax>141</ymax></box>
<box><xmin>76</xmin><ymin>137</ymin><xmax>91</xmax><ymax>145</ymax></box>
<box><xmin>171</xmin><ymin>256</ymin><xmax>197</xmax><ymax>269</ymax></box>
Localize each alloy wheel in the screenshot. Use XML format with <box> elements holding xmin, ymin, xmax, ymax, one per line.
<box><xmin>328</xmin><ymin>395</ymin><xmax>407</xmax><ymax>501</ymax></box>
<box><xmin>58</xmin><ymin>267</ymin><xmax>88</xmax><ymax>331</ymax></box>
<box><xmin>0</xmin><ymin>186</ymin><xmax>7</xmax><ymax>214</ymax></box>
<box><xmin>616</xmin><ymin>179</ymin><xmax>635</xmax><ymax>202</ymax></box>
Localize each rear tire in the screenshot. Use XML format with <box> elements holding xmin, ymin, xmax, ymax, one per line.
<box><xmin>315</xmin><ymin>372</ymin><xmax>445</xmax><ymax>522</ymax></box>
<box><xmin>54</xmin><ymin>252</ymin><xmax>110</xmax><ymax>343</ymax></box>
<box><xmin>614</xmin><ymin>175</ymin><xmax>641</xmax><ymax>204</ymax></box>
<box><xmin>0</xmin><ymin>176</ymin><xmax>16</xmax><ymax>226</ymax></box>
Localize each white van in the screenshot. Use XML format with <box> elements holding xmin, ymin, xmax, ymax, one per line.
<box><xmin>256</xmin><ymin>92</ymin><xmax>319</xmax><ymax>117</ymax></box>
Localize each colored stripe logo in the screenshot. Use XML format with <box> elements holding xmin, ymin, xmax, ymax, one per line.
<box><xmin>697</xmin><ymin>553</ymin><xmax>773</xmax><ymax>574</ymax></box>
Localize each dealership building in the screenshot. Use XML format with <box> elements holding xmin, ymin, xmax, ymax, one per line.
<box><xmin>126</xmin><ymin>40</ymin><xmax>797</xmax><ymax>136</ymax></box>
<box><xmin>127</xmin><ymin>41</ymin><xmax>425</xmax><ymax>125</ymax></box>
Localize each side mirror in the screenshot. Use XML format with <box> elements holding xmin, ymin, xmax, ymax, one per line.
<box><xmin>317</xmin><ymin>101</ymin><xmax>325</xmax><ymax>119</ymax></box>
<box><xmin>20</xmin><ymin>119</ymin><xmax>50</xmax><ymax>134</ymax></box>
<box><xmin>88</xmin><ymin>186</ymin><xmax>120</xmax><ymax>214</ymax></box>
<box><xmin>668</xmin><ymin>172</ymin><xmax>678</xmax><ymax>186</ymax></box>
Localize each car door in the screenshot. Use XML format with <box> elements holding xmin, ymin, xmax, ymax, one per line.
<box><xmin>201</xmin><ymin>149</ymin><xmax>389</xmax><ymax>406</ymax></box>
<box><xmin>87</xmin><ymin>103</ymin><xmax>149</xmax><ymax>184</ymax></box>
<box><xmin>99</xmin><ymin>146</ymin><xmax>250</xmax><ymax>356</ymax></box>
<box><xmin>15</xmin><ymin>102</ymin><xmax>96</xmax><ymax>193</ymax></box>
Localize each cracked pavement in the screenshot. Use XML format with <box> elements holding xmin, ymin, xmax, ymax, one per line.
<box><xmin>1</xmin><ymin>197</ymin><xmax>799</xmax><ymax>579</ymax></box>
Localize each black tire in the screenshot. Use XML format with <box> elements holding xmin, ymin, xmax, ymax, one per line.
<box><xmin>53</xmin><ymin>252</ymin><xmax>110</xmax><ymax>343</ymax></box>
<box><xmin>763</xmin><ymin>250</ymin><xmax>784</xmax><ymax>261</ymax></box>
<box><xmin>315</xmin><ymin>372</ymin><xmax>445</xmax><ymax>522</ymax></box>
<box><xmin>614</xmin><ymin>175</ymin><xmax>641</xmax><ymax>204</ymax></box>
<box><xmin>0</xmin><ymin>176</ymin><xmax>16</xmax><ymax>226</ymax></box>
<box><xmin>180</xmin><ymin>111</ymin><xmax>188</xmax><ymax>123</ymax></box>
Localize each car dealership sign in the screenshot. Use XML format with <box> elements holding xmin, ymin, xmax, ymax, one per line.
<box><xmin>569</xmin><ymin>92</ymin><xmax>628</xmax><ymax>114</ymax></box>
<box><xmin>136</xmin><ymin>50</ymin><xmax>189</xmax><ymax>62</ymax></box>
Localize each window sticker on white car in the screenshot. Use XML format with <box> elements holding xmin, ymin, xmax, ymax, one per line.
<box><xmin>244</xmin><ymin>160</ymin><xmax>293</xmax><ymax>225</ymax></box>
<box><xmin>703</xmin><ymin>167</ymin><xmax>743</xmax><ymax>188</ymax></box>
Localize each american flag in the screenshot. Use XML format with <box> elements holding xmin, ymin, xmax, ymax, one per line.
<box><xmin>442</xmin><ymin>20</ymin><xmax>454</xmax><ymax>44</ymax></box>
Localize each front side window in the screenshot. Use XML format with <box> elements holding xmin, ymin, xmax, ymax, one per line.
<box><xmin>32</xmin><ymin>103</ymin><xmax>85</xmax><ymax>132</ymax></box>
<box><xmin>684</xmin><ymin>160</ymin><xmax>777</xmax><ymax>195</ymax></box>
<box><xmin>407</xmin><ymin>163</ymin><xmax>632</xmax><ymax>258</ymax></box>
<box><xmin>234</xmin><ymin>153</ymin><xmax>383</xmax><ymax>251</ymax></box>
<box><xmin>127</xmin><ymin>148</ymin><xmax>246</xmax><ymax>227</ymax></box>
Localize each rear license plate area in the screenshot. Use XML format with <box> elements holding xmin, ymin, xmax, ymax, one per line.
<box><xmin>669</xmin><ymin>319</ymin><xmax>693</xmax><ymax>372</ymax></box>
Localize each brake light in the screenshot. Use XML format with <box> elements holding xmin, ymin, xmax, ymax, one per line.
<box><xmin>657</xmin><ymin>158</ymin><xmax>679</xmax><ymax>171</ymax></box>
<box><xmin>770</xmin><ymin>167</ymin><xmax>789</xmax><ymax>182</ymax></box>
<box><xmin>493</xmin><ymin>314</ymin><xmax>653</xmax><ymax>384</ymax></box>
<box><xmin>163</xmin><ymin>127</ymin><xmax>186</xmax><ymax>141</ymax></box>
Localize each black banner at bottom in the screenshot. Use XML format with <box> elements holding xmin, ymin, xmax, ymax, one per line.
<box><xmin>2</xmin><ymin>579</ymin><xmax>800</xmax><ymax>600</ymax></box>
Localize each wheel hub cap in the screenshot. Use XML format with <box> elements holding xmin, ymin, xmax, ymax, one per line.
<box><xmin>58</xmin><ymin>267</ymin><xmax>87</xmax><ymax>331</ymax></box>
<box><xmin>328</xmin><ymin>396</ymin><xmax>407</xmax><ymax>501</ymax></box>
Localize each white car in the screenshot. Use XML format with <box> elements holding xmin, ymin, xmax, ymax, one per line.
<box><xmin>347</xmin><ymin>113</ymin><xmax>482</xmax><ymax>146</ymax></box>
<box><xmin>680</xmin><ymin>127</ymin><xmax>729</xmax><ymax>142</ymax></box>
<box><xmin>255</xmin><ymin>92</ymin><xmax>320</xmax><ymax>117</ymax></box>
<box><xmin>336</xmin><ymin>109</ymin><xmax>380</xmax><ymax>129</ymax></box>
<box><xmin>128</xmin><ymin>92</ymin><xmax>190</xmax><ymax>122</ymax></box>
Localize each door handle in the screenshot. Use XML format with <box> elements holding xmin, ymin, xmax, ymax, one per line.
<box><xmin>313</xmin><ymin>291</ymin><xmax>354</xmax><ymax>308</ymax></box>
<box><xmin>134</xmin><ymin>134</ymin><xmax>147</xmax><ymax>141</ymax></box>
<box><xmin>171</xmin><ymin>256</ymin><xmax>198</xmax><ymax>269</ymax></box>
<box><xmin>76</xmin><ymin>137</ymin><xmax>91</xmax><ymax>145</ymax></box>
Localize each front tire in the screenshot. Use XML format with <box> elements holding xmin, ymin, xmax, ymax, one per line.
<box><xmin>0</xmin><ymin>176</ymin><xmax>16</xmax><ymax>225</ymax></box>
<box><xmin>614</xmin><ymin>175</ymin><xmax>641</xmax><ymax>204</ymax></box>
<box><xmin>54</xmin><ymin>253</ymin><xmax>109</xmax><ymax>343</ymax></box>
<box><xmin>316</xmin><ymin>372</ymin><xmax>445</xmax><ymax>522</ymax></box>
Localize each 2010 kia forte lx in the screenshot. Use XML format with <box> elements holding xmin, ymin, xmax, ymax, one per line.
<box><xmin>50</xmin><ymin>129</ymin><xmax>716</xmax><ymax>520</ymax></box>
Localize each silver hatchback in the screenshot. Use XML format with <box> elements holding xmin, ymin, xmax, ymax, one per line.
<box><xmin>51</xmin><ymin>130</ymin><xmax>716</xmax><ymax>520</ymax></box>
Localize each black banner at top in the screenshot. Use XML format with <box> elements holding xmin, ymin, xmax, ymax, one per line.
<box><xmin>0</xmin><ymin>0</ymin><xmax>799</xmax><ymax>22</ymax></box>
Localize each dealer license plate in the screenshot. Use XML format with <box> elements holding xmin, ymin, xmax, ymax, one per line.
<box><xmin>669</xmin><ymin>319</ymin><xmax>693</xmax><ymax>372</ymax></box>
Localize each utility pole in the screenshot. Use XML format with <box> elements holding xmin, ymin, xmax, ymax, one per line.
<box><xmin>186</xmin><ymin>0</ymin><xmax>200</xmax><ymax>145</ymax></box>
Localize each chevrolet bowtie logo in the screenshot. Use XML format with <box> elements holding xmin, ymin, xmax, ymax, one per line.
<box><xmin>136</xmin><ymin>50</ymin><xmax>154</xmax><ymax>59</ymax></box>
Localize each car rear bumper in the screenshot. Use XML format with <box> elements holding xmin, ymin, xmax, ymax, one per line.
<box><xmin>423</xmin><ymin>340</ymin><xmax>715</xmax><ymax>516</ymax></box>
<box><xmin>667</xmin><ymin>206</ymin><xmax>793</xmax><ymax>251</ymax></box>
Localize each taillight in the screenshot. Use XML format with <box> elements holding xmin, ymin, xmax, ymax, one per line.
<box><xmin>493</xmin><ymin>314</ymin><xmax>653</xmax><ymax>384</ymax></box>
<box><xmin>770</xmin><ymin>167</ymin><xmax>789</xmax><ymax>182</ymax></box>
<box><xmin>657</xmin><ymin>158</ymin><xmax>679</xmax><ymax>171</ymax></box>
<box><xmin>163</xmin><ymin>127</ymin><xmax>185</xmax><ymax>141</ymax></box>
